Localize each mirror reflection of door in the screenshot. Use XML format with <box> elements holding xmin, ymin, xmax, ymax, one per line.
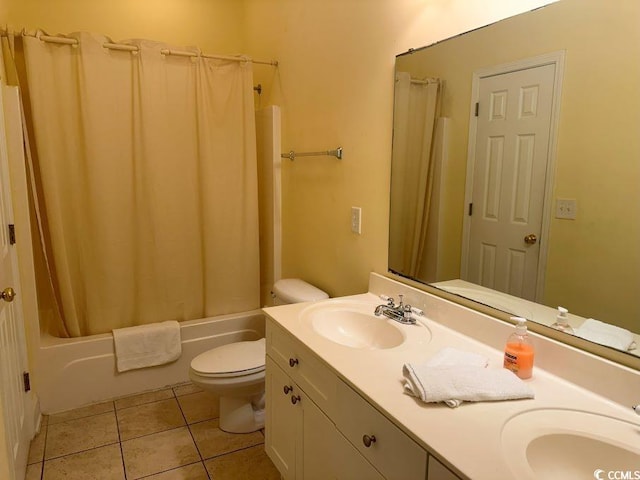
<box><xmin>463</xmin><ymin>62</ymin><xmax>557</xmax><ymax>301</ymax></box>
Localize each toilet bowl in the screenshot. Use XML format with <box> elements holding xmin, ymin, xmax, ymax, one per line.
<box><xmin>188</xmin><ymin>278</ymin><xmax>328</xmax><ymax>433</ymax></box>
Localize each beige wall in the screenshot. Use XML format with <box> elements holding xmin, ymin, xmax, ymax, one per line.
<box><xmin>243</xmin><ymin>0</ymin><xmax>554</xmax><ymax>297</ymax></box>
<box><xmin>4</xmin><ymin>0</ymin><xmax>244</xmax><ymax>52</ymax></box>
<box><xmin>395</xmin><ymin>0</ymin><xmax>640</xmax><ymax>328</ymax></box>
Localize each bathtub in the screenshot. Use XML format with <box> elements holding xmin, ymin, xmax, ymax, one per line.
<box><xmin>36</xmin><ymin>310</ymin><xmax>265</xmax><ymax>414</ymax></box>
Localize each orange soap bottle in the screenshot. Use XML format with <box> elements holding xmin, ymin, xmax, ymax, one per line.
<box><xmin>503</xmin><ymin>317</ymin><xmax>534</xmax><ymax>379</ymax></box>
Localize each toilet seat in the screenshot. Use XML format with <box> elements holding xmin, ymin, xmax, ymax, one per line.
<box><xmin>190</xmin><ymin>338</ymin><xmax>265</xmax><ymax>378</ymax></box>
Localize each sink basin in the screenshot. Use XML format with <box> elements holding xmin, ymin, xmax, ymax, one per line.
<box><xmin>501</xmin><ymin>409</ymin><xmax>640</xmax><ymax>479</ymax></box>
<box><xmin>300</xmin><ymin>301</ymin><xmax>425</xmax><ymax>349</ymax></box>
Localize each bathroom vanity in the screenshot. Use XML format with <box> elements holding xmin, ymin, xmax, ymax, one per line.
<box><xmin>263</xmin><ymin>273</ymin><xmax>640</xmax><ymax>479</ymax></box>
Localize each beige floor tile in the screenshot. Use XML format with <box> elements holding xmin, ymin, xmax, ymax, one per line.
<box><xmin>117</xmin><ymin>398</ymin><xmax>186</xmax><ymax>441</ymax></box>
<box><xmin>41</xmin><ymin>415</ymin><xmax>50</xmax><ymax>427</ymax></box>
<box><xmin>27</xmin><ymin>425</ymin><xmax>47</xmax><ymax>464</ymax></box>
<box><xmin>144</xmin><ymin>462</ymin><xmax>209</xmax><ymax>479</ymax></box>
<box><xmin>25</xmin><ymin>462</ymin><xmax>42</xmax><ymax>480</ymax></box>
<box><xmin>42</xmin><ymin>444</ymin><xmax>125</xmax><ymax>480</ymax></box>
<box><xmin>173</xmin><ymin>383</ymin><xmax>203</xmax><ymax>397</ymax></box>
<box><xmin>115</xmin><ymin>388</ymin><xmax>175</xmax><ymax>410</ymax></box>
<box><xmin>121</xmin><ymin>427</ymin><xmax>200</xmax><ymax>479</ymax></box>
<box><xmin>190</xmin><ymin>419</ymin><xmax>263</xmax><ymax>460</ymax></box>
<box><xmin>45</xmin><ymin>412</ymin><xmax>119</xmax><ymax>459</ymax></box>
<box><xmin>177</xmin><ymin>391</ymin><xmax>219</xmax><ymax>424</ymax></box>
<box><xmin>204</xmin><ymin>445</ymin><xmax>280</xmax><ymax>480</ymax></box>
<box><xmin>48</xmin><ymin>401</ymin><xmax>114</xmax><ymax>425</ymax></box>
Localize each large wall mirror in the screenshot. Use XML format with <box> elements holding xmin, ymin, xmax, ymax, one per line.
<box><xmin>389</xmin><ymin>0</ymin><xmax>640</xmax><ymax>365</ymax></box>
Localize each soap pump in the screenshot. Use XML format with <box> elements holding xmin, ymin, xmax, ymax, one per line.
<box><xmin>551</xmin><ymin>306</ymin><xmax>574</xmax><ymax>334</ymax></box>
<box><xmin>503</xmin><ymin>317</ymin><xmax>534</xmax><ymax>379</ymax></box>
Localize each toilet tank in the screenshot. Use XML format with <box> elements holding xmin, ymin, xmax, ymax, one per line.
<box><xmin>271</xmin><ymin>278</ymin><xmax>329</xmax><ymax>305</ymax></box>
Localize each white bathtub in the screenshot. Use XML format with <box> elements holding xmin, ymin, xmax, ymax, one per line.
<box><xmin>36</xmin><ymin>310</ymin><xmax>265</xmax><ymax>414</ymax></box>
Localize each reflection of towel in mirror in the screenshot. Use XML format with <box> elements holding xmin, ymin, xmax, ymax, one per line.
<box><xmin>575</xmin><ymin>319</ymin><xmax>636</xmax><ymax>351</ymax></box>
<box><xmin>402</xmin><ymin>347</ymin><xmax>533</xmax><ymax>407</ymax></box>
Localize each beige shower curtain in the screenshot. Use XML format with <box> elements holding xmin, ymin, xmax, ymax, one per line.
<box><xmin>389</xmin><ymin>71</ymin><xmax>441</xmax><ymax>278</ymax></box>
<box><xmin>20</xmin><ymin>31</ymin><xmax>260</xmax><ymax>337</ymax></box>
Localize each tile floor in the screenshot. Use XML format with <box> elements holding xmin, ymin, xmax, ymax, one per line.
<box><xmin>26</xmin><ymin>383</ymin><xmax>281</xmax><ymax>479</ymax></box>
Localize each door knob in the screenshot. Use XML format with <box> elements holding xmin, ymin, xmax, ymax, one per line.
<box><xmin>524</xmin><ymin>234</ymin><xmax>538</xmax><ymax>245</ymax></box>
<box><xmin>1</xmin><ymin>287</ymin><xmax>16</xmax><ymax>303</ymax></box>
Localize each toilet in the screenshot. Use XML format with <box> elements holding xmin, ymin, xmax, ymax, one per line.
<box><xmin>189</xmin><ymin>278</ymin><xmax>329</xmax><ymax>433</ymax></box>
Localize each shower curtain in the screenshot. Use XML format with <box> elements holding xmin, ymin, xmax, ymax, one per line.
<box><xmin>18</xmin><ymin>31</ymin><xmax>260</xmax><ymax>337</ymax></box>
<box><xmin>389</xmin><ymin>71</ymin><xmax>441</xmax><ymax>278</ymax></box>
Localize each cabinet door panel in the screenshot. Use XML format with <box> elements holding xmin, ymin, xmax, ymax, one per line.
<box><xmin>302</xmin><ymin>394</ymin><xmax>338</xmax><ymax>480</ymax></box>
<box><xmin>266</xmin><ymin>357</ymin><xmax>299</xmax><ymax>479</ymax></box>
<box><xmin>335</xmin><ymin>380</ymin><xmax>427</xmax><ymax>480</ymax></box>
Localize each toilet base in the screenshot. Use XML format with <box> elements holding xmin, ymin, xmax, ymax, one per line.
<box><xmin>219</xmin><ymin>393</ymin><xmax>265</xmax><ymax>433</ymax></box>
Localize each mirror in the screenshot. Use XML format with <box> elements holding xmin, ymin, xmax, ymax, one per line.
<box><xmin>389</xmin><ymin>0</ymin><xmax>640</xmax><ymax>362</ymax></box>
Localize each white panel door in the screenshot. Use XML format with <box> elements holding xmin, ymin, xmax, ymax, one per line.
<box><xmin>0</xmin><ymin>83</ymin><xmax>29</xmax><ymax>480</ymax></box>
<box><xmin>466</xmin><ymin>63</ymin><xmax>555</xmax><ymax>300</ymax></box>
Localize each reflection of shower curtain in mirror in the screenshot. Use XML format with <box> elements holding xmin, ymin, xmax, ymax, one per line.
<box><xmin>390</xmin><ymin>72</ymin><xmax>441</xmax><ymax>278</ymax></box>
<box><xmin>20</xmin><ymin>32</ymin><xmax>260</xmax><ymax>337</ymax></box>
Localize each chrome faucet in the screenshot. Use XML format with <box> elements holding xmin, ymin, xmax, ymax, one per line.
<box><xmin>374</xmin><ymin>294</ymin><xmax>416</xmax><ymax>325</ymax></box>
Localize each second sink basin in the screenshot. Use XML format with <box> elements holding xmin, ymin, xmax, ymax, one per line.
<box><xmin>300</xmin><ymin>300</ymin><xmax>428</xmax><ymax>349</ymax></box>
<box><xmin>501</xmin><ymin>409</ymin><xmax>640</xmax><ymax>479</ymax></box>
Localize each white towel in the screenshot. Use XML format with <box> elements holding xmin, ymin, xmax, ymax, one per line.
<box><xmin>113</xmin><ymin>321</ymin><xmax>182</xmax><ymax>372</ymax></box>
<box><xmin>403</xmin><ymin>347</ymin><xmax>533</xmax><ymax>407</ymax></box>
<box><xmin>403</xmin><ymin>365</ymin><xmax>534</xmax><ymax>407</ymax></box>
<box><xmin>575</xmin><ymin>319</ymin><xmax>636</xmax><ymax>351</ymax></box>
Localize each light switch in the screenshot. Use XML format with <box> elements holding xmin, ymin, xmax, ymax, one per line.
<box><xmin>351</xmin><ymin>206</ymin><xmax>362</xmax><ymax>234</ymax></box>
<box><xmin>556</xmin><ymin>198</ymin><xmax>577</xmax><ymax>220</ymax></box>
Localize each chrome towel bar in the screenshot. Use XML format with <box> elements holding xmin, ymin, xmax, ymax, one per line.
<box><xmin>281</xmin><ymin>147</ymin><xmax>343</xmax><ymax>161</ymax></box>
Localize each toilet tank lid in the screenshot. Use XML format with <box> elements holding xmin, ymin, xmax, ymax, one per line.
<box><xmin>273</xmin><ymin>278</ymin><xmax>329</xmax><ymax>303</ymax></box>
<box><xmin>191</xmin><ymin>338</ymin><xmax>265</xmax><ymax>377</ymax></box>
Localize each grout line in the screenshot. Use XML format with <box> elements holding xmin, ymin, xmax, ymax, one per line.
<box><xmin>41</xmin><ymin>441</ymin><xmax>121</xmax><ymax>462</ymax></box>
<box><xmin>113</xmin><ymin>405</ymin><xmax>128</xmax><ymax>479</ymax></box>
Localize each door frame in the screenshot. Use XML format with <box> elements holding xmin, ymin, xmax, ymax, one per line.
<box><xmin>461</xmin><ymin>51</ymin><xmax>565</xmax><ymax>302</ymax></box>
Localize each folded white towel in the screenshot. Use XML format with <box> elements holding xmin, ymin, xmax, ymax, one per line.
<box><xmin>575</xmin><ymin>319</ymin><xmax>636</xmax><ymax>351</ymax></box>
<box><xmin>113</xmin><ymin>320</ymin><xmax>182</xmax><ymax>372</ymax></box>
<box><xmin>403</xmin><ymin>365</ymin><xmax>534</xmax><ymax>407</ymax></box>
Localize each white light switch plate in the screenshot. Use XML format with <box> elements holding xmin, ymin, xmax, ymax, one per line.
<box><xmin>556</xmin><ymin>198</ymin><xmax>577</xmax><ymax>219</ymax></box>
<box><xmin>351</xmin><ymin>206</ymin><xmax>362</xmax><ymax>234</ymax></box>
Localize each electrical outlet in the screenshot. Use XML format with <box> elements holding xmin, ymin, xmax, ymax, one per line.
<box><xmin>556</xmin><ymin>198</ymin><xmax>577</xmax><ymax>220</ymax></box>
<box><xmin>351</xmin><ymin>206</ymin><xmax>362</xmax><ymax>234</ymax></box>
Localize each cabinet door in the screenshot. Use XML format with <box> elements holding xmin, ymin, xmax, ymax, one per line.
<box><xmin>302</xmin><ymin>391</ymin><xmax>338</xmax><ymax>480</ymax></box>
<box><xmin>266</xmin><ymin>356</ymin><xmax>299</xmax><ymax>479</ymax></box>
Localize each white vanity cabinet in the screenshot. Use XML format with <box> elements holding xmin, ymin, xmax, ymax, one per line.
<box><xmin>265</xmin><ymin>319</ymin><xmax>455</xmax><ymax>480</ymax></box>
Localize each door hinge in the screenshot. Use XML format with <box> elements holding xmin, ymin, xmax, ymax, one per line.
<box><xmin>8</xmin><ymin>224</ymin><xmax>15</xmax><ymax>245</ymax></box>
<box><xmin>475</xmin><ymin>102</ymin><xmax>479</xmax><ymax>117</ymax></box>
<box><xmin>23</xmin><ymin>372</ymin><xmax>31</xmax><ymax>392</ymax></box>
<box><xmin>468</xmin><ymin>203</ymin><xmax>473</xmax><ymax>216</ymax></box>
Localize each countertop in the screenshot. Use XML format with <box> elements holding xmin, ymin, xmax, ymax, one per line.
<box><xmin>263</xmin><ymin>284</ymin><xmax>640</xmax><ymax>479</ymax></box>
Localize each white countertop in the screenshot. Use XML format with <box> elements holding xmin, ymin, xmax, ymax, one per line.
<box><xmin>263</xmin><ymin>276</ymin><xmax>640</xmax><ymax>480</ymax></box>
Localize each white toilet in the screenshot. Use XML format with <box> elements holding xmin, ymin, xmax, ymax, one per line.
<box><xmin>189</xmin><ymin>278</ymin><xmax>329</xmax><ymax>433</ymax></box>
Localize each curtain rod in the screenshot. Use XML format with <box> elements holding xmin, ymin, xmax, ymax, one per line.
<box><xmin>35</xmin><ymin>34</ymin><xmax>278</xmax><ymax>66</ymax></box>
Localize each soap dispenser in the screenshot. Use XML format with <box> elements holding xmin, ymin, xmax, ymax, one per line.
<box><xmin>503</xmin><ymin>317</ymin><xmax>534</xmax><ymax>379</ymax></box>
<box><xmin>551</xmin><ymin>306</ymin><xmax>574</xmax><ymax>334</ymax></box>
